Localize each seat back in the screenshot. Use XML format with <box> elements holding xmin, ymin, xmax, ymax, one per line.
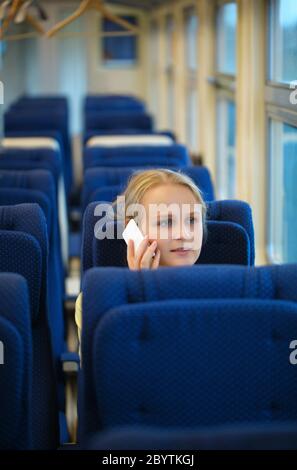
<box><xmin>0</xmin><ymin>154</ymin><xmax>69</xmax><ymax>265</ymax></box>
<box><xmin>4</xmin><ymin>109</ymin><xmax>68</xmax><ymax>146</ymax></box>
<box><xmin>85</xmin><ymin>422</ymin><xmax>297</xmax><ymax>450</ymax></box>
<box><xmin>82</xmin><ymin>166</ymin><xmax>215</xmax><ymax>211</ymax></box>
<box><xmin>80</xmin><ymin>264</ymin><xmax>297</xmax><ymax>438</ymax></box>
<box><xmin>0</xmin><ymin>183</ymin><xmax>65</xmax><ymax>363</ymax></box>
<box><xmin>89</xmin><ymin>220</ymin><xmax>249</xmax><ymax>268</ymax></box>
<box><xmin>0</xmin><ymin>169</ymin><xmax>63</xmax><ymax>264</ymax></box>
<box><xmin>207</xmin><ymin>200</ymin><xmax>255</xmax><ymax>265</ymax></box>
<box><xmin>0</xmin><ymin>227</ymin><xmax>59</xmax><ymax>448</ymax></box>
<box><xmin>83</xmin><ymin>145</ymin><xmax>191</xmax><ymax>170</ymax></box>
<box><xmin>10</xmin><ymin>96</ymin><xmax>68</xmax><ymax>117</ymax></box>
<box><xmin>14</xmin><ymin>95</ymin><xmax>68</xmax><ymax>107</ymax></box>
<box><xmin>81</xmin><ymin>201</ymin><xmax>253</xmax><ymax>272</ymax></box>
<box><xmin>0</xmin><ymin>147</ymin><xmax>62</xmax><ymax>184</ymax></box>
<box><xmin>0</xmin><ymin>273</ymin><xmax>32</xmax><ymax>450</ymax></box>
<box><xmin>85</xmin><ymin>112</ymin><xmax>153</xmax><ymax>134</ymax></box>
<box><xmin>4</xmin><ymin>109</ymin><xmax>72</xmax><ymax>193</ymax></box>
<box><xmin>84</xmin><ymin>95</ymin><xmax>145</xmax><ymax>113</ymax></box>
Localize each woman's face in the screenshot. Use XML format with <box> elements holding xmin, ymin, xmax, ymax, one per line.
<box><xmin>139</xmin><ymin>183</ymin><xmax>203</xmax><ymax>267</ymax></box>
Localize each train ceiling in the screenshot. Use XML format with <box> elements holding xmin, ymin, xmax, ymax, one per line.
<box><xmin>47</xmin><ymin>0</ymin><xmax>169</xmax><ymax>9</ymax></box>
<box><xmin>103</xmin><ymin>0</ymin><xmax>169</xmax><ymax>8</ymax></box>
<box><xmin>0</xmin><ymin>0</ymin><xmax>170</xmax><ymax>40</ymax></box>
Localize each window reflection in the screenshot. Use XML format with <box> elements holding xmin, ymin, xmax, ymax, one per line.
<box><xmin>217</xmin><ymin>99</ymin><xmax>236</xmax><ymax>199</ymax></box>
<box><xmin>269</xmin><ymin>120</ymin><xmax>297</xmax><ymax>263</ymax></box>
<box><xmin>217</xmin><ymin>3</ymin><xmax>237</xmax><ymax>75</ymax></box>
<box><xmin>269</xmin><ymin>0</ymin><xmax>297</xmax><ymax>83</ymax></box>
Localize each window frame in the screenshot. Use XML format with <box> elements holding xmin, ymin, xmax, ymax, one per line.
<box><xmin>100</xmin><ymin>15</ymin><xmax>139</xmax><ymax>69</ymax></box>
<box><xmin>183</xmin><ymin>5</ymin><xmax>199</xmax><ymax>152</ymax></box>
<box><xmin>265</xmin><ymin>0</ymin><xmax>297</xmax><ymax>263</ymax></box>
<box><xmin>149</xmin><ymin>19</ymin><xmax>160</xmax><ymax>118</ymax></box>
<box><xmin>268</xmin><ymin>0</ymin><xmax>297</xmax><ymax>85</ymax></box>
<box><xmin>164</xmin><ymin>13</ymin><xmax>175</xmax><ymax>130</ymax></box>
<box><xmin>216</xmin><ymin>0</ymin><xmax>237</xmax><ymax>78</ymax></box>
<box><xmin>216</xmin><ymin>89</ymin><xmax>237</xmax><ymax>199</ymax></box>
<box><xmin>213</xmin><ymin>0</ymin><xmax>237</xmax><ymax>199</ymax></box>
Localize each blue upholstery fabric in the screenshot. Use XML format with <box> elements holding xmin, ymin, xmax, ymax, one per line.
<box><xmin>84</xmin><ymin>129</ymin><xmax>176</xmax><ymax>144</ymax></box>
<box><xmin>81</xmin><ymin>201</ymin><xmax>253</xmax><ymax>272</ymax></box>
<box><xmin>0</xmin><ymin>146</ymin><xmax>63</xmax><ymax>193</ymax></box>
<box><xmin>85</xmin><ymin>422</ymin><xmax>297</xmax><ymax>450</ymax></box>
<box><xmin>0</xmin><ymin>168</ymin><xmax>63</xmax><ymax>254</ymax></box>
<box><xmin>82</xmin><ymin>166</ymin><xmax>215</xmax><ymax>211</ymax></box>
<box><xmin>0</xmin><ymin>152</ymin><xmax>68</xmax><ymax>262</ymax></box>
<box><xmin>0</xmin><ymin>155</ymin><xmax>67</xmax><ymax>265</ymax></box>
<box><xmin>82</xmin><ymin>166</ymin><xmax>213</xmax><ymax>196</ymax></box>
<box><xmin>10</xmin><ymin>95</ymin><xmax>68</xmax><ymax>117</ymax></box>
<box><xmin>86</xmin><ymin>185</ymin><xmax>120</xmax><ymax>208</ymax></box>
<box><xmin>79</xmin><ymin>264</ymin><xmax>297</xmax><ymax>440</ymax></box>
<box><xmin>0</xmin><ymin>273</ymin><xmax>32</xmax><ymax>450</ymax></box>
<box><xmin>0</xmin><ymin>204</ymin><xmax>60</xmax><ymax>448</ymax></box>
<box><xmin>85</xmin><ymin>112</ymin><xmax>153</xmax><ymax>134</ymax></box>
<box><xmin>9</xmin><ymin>102</ymin><xmax>68</xmax><ymax>125</ymax></box>
<box><xmin>0</xmin><ymin>204</ymin><xmax>47</xmax><ymax>315</ymax></box>
<box><xmin>5</xmin><ymin>130</ymin><xmax>64</xmax><ymax>158</ymax></box>
<box><xmin>85</xmin><ymin>105</ymin><xmax>145</xmax><ymax>114</ymax></box>
<box><xmin>0</xmin><ymin>169</ymin><xmax>61</xmax><ymax>252</ymax></box>
<box><xmin>4</xmin><ymin>109</ymin><xmax>72</xmax><ymax>194</ymax></box>
<box><xmin>0</xmin><ymin>189</ymin><xmax>51</xmax><ymax>238</ymax></box>
<box><xmin>4</xmin><ymin>111</ymin><xmax>68</xmax><ymax>150</ymax></box>
<box><xmin>207</xmin><ymin>200</ymin><xmax>255</xmax><ymax>265</ymax></box>
<box><xmin>0</xmin><ymin>231</ymin><xmax>42</xmax><ymax>322</ymax></box>
<box><xmin>14</xmin><ymin>95</ymin><xmax>68</xmax><ymax>106</ymax></box>
<box><xmin>83</xmin><ymin>145</ymin><xmax>191</xmax><ymax>170</ymax></box>
<box><xmin>198</xmin><ymin>221</ymin><xmax>250</xmax><ymax>264</ymax></box>
<box><xmin>81</xmin><ymin>202</ymin><xmax>105</xmax><ymax>273</ymax></box>
<box><xmin>0</xmin><ymin>179</ymin><xmax>65</xmax><ymax>363</ymax></box>
<box><xmin>89</xmin><ymin>220</ymin><xmax>249</xmax><ymax>268</ymax></box>
<box><xmin>85</xmin><ymin>95</ymin><xmax>145</xmax><ymax>113</ymax></box>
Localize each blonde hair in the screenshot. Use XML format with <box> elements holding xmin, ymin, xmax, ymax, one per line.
<box><xmin>115</xmin><ymin>169</ymin><xmax>207</xmax><ymax>232</ymax></box>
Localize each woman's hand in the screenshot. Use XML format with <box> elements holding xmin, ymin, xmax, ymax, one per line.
<box><xmin>127</xmin><ymin>235</ymin><xmax>161</xmax><ymax>270</ymax></box>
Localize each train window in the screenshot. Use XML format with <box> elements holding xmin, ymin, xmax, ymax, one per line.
<box><xmin>268</xmin><ymin>120</ymin><xmax>297</xmax><ymax>263</ymax></box>
<box><xmin>184</xmin><ymin>7</ymin><xmax>198</xmax><ymax>152</ymax></box>
<box><xmin>165</xmin><ymin>14</ymin><xmax>175</xmax><ymax>130</ymax></box>
<box><xmin>215</xmin><ymin>1</ymin><xmax>237</xmax><ymax>199</ymax></box>
<box><xmin>269</xmin><ymin>0</ymin><xmax>297</xmax><ymax>83</ymax></box>
<box><xmin>266</xmin><ymin>0</ymin><xmax>297</xmax><ymax>263</ymax></box>
<box><xmin>149</xmin><ymin>20</ymin><xmax>160</xmax><ymax>119</ymax></box>
<box><xmin>0</xmin><ymin>37</ymin><xmax>6</xmax><ymax>57</ymax></box>
<box><xmin>102</xmin><ymin>16</ymin><xmax>138</xmax><ymax>66</ymax></box>
<box><xmin>217</xmin><ymin>2</ymin><xmax>237</xmax><ymax>75</ymax></box>
<box><xmin>185</xmin><ymin>8</ymin><xmax>198</xmax><ymax>70</ymax></box>
<box><xmin>216</xmin><ymin>99</ymin><xmax>236</xmax><ymax>199</ymax></box>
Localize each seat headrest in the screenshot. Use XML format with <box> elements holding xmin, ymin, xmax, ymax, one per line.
<box><xmin>82</xmin><ymin>203</ymin><xmax>251</xmax><ymax>271</ymax></box>
<box><xmin>91</xmin><ymin>220</ymin><xmax>249</xmax><ymax>268</ymax></box>
<box><xmin>83</xmin><ymin>264</ymin><xmax>297</xmax><ymax>318</ymax></box>
<box><xmin>0</xmin><ymin>232</ymin><xmax>42</xmax><ymax>323</ymax></box>
<box><xmin>0</xmin><ymin>204</ymin><xmax>48</xmax><ymax>320</ymax></box>
<box><xmin>0</xmin><ymin>189</ymin><xmax>51</xmax><ymax>239</ymax></box>
<box><xmin>0</xmin><ymin>150</ymin><xmax>62</xmax><ymax>183</ymax></box>
<box><xmin>82</xmin><ymin>166</ymin><xmax>214</xmax><ymax>211</ymax></box>
<box><xmin>85</xmin><ymin>112</ymin><xmax>153</xmax><ymax>132</ymax></box>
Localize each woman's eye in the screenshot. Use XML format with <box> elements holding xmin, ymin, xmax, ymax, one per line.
<box><xmin>158</xmin><ymin>219</ymin><xmax>172</xmax><ymax>227</ymax></box>
<box><xmin>186</xmin><ymin>217</ymin><xmax>197</xmax><ymax>224</ymax></box>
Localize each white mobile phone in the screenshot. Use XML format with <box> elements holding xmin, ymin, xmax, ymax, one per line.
<box><xmin>122</xmin><ymin>219</ymin><xmax>145</xmax><ymax>253</ymax></box>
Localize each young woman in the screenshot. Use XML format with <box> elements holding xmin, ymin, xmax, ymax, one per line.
<box><xmin>75</xmin><ymin>168</ymin><xmax>207</xmax><ymax>350</ymax></box>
